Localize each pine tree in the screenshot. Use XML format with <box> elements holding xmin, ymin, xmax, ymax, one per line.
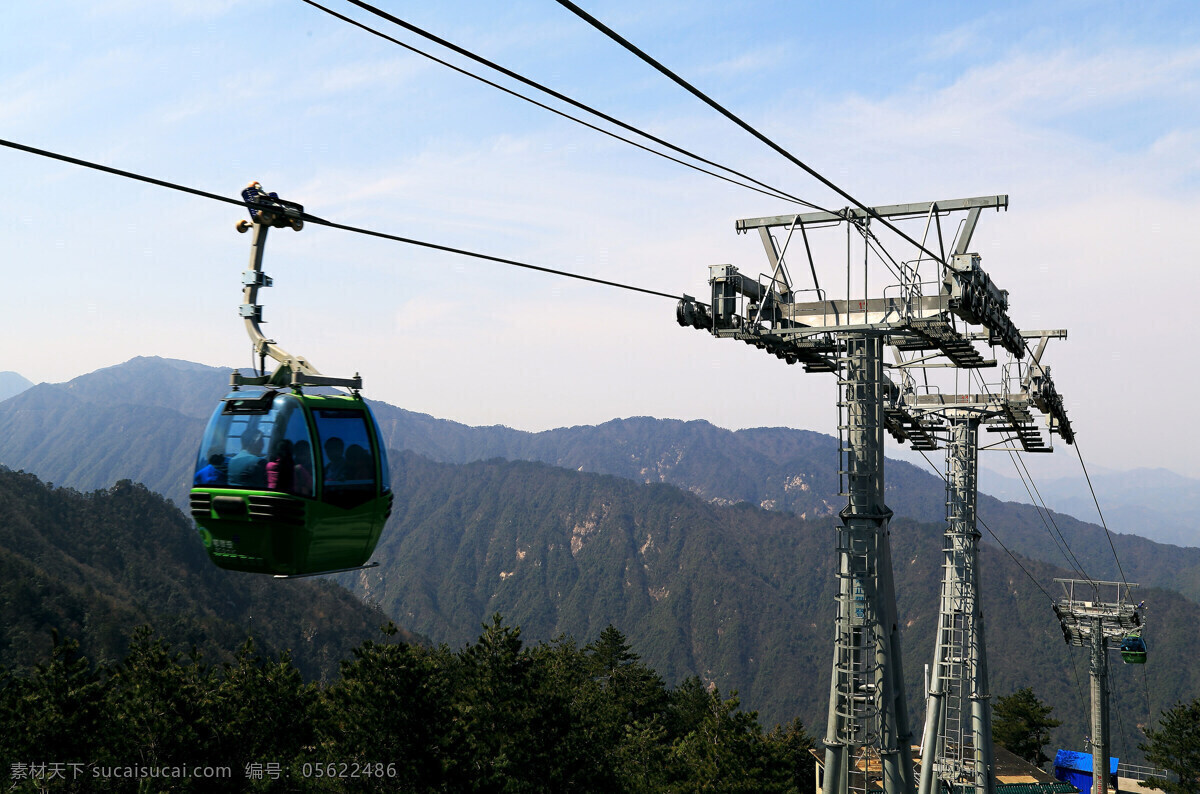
<box><xmin>0</xmin><ymin>631</ymin><xmax>108</xmax><ymax>767</ymax></box>
<box><xmin>104</xmin><ymin>627</ymin><xmax>218</xmax><ymax>771</ymax></box>
<box><xmin>1140</xmin><ymin>698</ymin><xmax>1200</xmax><ymax>794</ymax></box>
<box><xmin>210</xmin><ymin>637</ymin><xmax>317</xmax><ymax>788</ymax></box>
<box><xmin>993</xmin><ymin>687</ymin><xmax>1062</xmax><ymax>767</ymax></box>
<box><xmin>318</xmin><ymin>622</ymin><xmax>454</xmax><ymax>791</ymax></box>
<box><xmin>587</xmin><ymin>625</ymin><xmax>669</xmax><ymax>726</ymax></box>
<box><xmin>453</xmin><ymin>614</ymin><xmax>553</xmax><ymax>791</ymax></box>
<box><xmin>667</xmin><ymin>685</ymin><xmax>777</xmax><ymax>793</ymax></box>
<box><xmin>763</xmin><ymin>716</ymin><xmax>817</xmax><ymax>792</ymax></box>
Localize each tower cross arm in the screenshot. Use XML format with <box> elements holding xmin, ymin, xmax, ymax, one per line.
<box><xmin>735</xmin><ymin>195</ymin><xmax>1009</xmax><ymax>231</ymax></box>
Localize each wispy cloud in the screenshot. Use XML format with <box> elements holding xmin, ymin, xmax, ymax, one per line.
<box><xmin>315</xmin><ymin>56</ymin><xmax>427</xmax><ymax>94</ymax></box>
<box><xmin>794</xmin><ymin>40</ymin><xmax>1200</xmax><ymax>195</ymax></box>
<box><xmin>925</xmin><ymin>22</ymin><xmax>986</xmax><ymax>61</ymax></box>
<box><xmin>692</xmin><ymin>43</ymin><xmax>789</xmax><ymax>79</ymax></box>
<box><xmin>947</xmin><ymin>46</ymin><xmax>1200</xmax><ymax>117</ymax></box>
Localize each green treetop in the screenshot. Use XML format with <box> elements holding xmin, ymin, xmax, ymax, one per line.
<box><xmin>993</xmin><ymin>687</ymin><xmax>1062</xmax><ymax>767</ymax></box>
<box><xmin>1141</xmin><ymin>698</ymin><xmax>1200</xmax><ymax>794</ymax></box>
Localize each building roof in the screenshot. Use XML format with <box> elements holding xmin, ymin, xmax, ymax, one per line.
<box><xmin>994</xmin><ymin>746</ymin><xmax>1060</xmax><ymax>783</ymax></box>
<box><xmin>995</xmin><ymin>784</ymin><xmax>1079</xmax><ymax>794</ymax></box>
<box><xmin>809</xmin><ymin>744</ymin><xmax>1072</xmax><ymax>793</ymax></box>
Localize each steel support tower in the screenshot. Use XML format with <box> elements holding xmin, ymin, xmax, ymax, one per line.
<box><xmin>677</xmin><ymin>195</ymin><xmax>1027</xmax><ymax>794</ymax></box>
<box><xmin>1053</xmin><ymin>579</ymin><xmax>1143</xmax><ymax>794</ymax></box>
<box><xmin>826</xmin><ymin>331</ymin><xmax>914</xmax><ymax>794</ymax></box>
<box><xmin>918</xmin><ymin>414</ymin><xmax>992</xmax><ymax>794</ymax></box>
<box><xmin>892</xmin><ymin>333</ymin><xmax>1073</xmax><ymax>794</ymax></box>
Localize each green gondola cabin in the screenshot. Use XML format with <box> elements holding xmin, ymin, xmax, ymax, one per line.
<box><xmin>1120</xmin><ymin>632</ymin><xmax>1147</xmax><ymax>664</ymax></box>
<box><xmin>190</xmin><ymin>388</ymin><xmax>392</xmax><ymax>576</ymax></box>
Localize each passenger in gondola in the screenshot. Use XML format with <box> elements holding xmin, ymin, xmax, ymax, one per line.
<box><xmin>324</xmin><ymin>436</ymin><xmax>346</xmax><ymax>482</ymax></box>
<box><xmin>345</xmin><ymin>444</ymin><xmax>372</xmax><ymax>481</ymax></box>
<box><xmin>266</xmin><ymin>438</ymin><xmax>294</xmax><ymax>493</ymax></box>
<box><xmin>194</xmin><ymin>452</ymin><xmax>227</xmax><ymax>486</ymax></box>
<box><xmin>293</xmin><ymin>440</ymin><xmax>314</xmax><ymax>497</ymax></box>
<box><xmin>229</xmin><ymin>429</ymin><xmax>267</xmax><ymax>488</ymax></box>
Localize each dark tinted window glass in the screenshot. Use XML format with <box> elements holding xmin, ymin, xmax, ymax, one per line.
<box><xmin>312</xmin><ymin>409</ymin><xmax>377</xmax><ymax>507</ymax></box>
<box><xmin>193</xmin><ymin>393</ymin><xmax>313</xmax><ymax>494</ymax></box>
<box><xmin>366</xmin><ymin>405</ymin><xmax>391</xmax><ymax>493</ymax></box>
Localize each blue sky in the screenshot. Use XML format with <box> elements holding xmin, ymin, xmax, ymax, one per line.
<box><xmin>2</xmin><ymin>0</ymin><xmax>1199</xmax><ymax>479</ymax></box>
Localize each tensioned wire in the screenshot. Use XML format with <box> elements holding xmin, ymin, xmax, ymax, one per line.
<box><xmin>0</xmin><ymin>138</ymin><xmax>689</xmax><ymax>303</ymax></box>
<box><xmin>305</xmin><ymin>0</ymin><xmax>832</xmax><ymax>212</ymax></box>
<box><xmin>552</xmin><ymin>0</ymin><xmax>954</xmax><ymax>269</ymax></box>
<box><xmin>1005</xmin><ymin>445</ymin><xmax>1090</xmax><ymax>581</ymax></box>
<box><xmin>7</xmin><ymin>133</ymin><xmax>1133</xmax><ymax>599</ymax></box>
<box><xmin>2</xmin><ymin>140</ymin><xmax>1084</xmax><ymax>601</ymax></box>
<box><xmin>912</xmin><ymin>444</ymin><xmax>1092</xmax><ymax>746</ymax></box>
<box><xmin>537</xmin><ymin>0</ymin><xmax>1138</xmax><ymax>735</ymax></box>
<box><xmin>963</xmin><ymin>356</ymin><xmax>1130</xmax><ymax>591</ymax></box>
<box><xmin>913</xmin><ymin>448</ymin><xmax>1056</xmax><ymax>604</ymax></box>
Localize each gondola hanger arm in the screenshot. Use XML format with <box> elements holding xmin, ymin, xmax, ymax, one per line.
<box><xmin>233</xmin><ymin>182</ymin><xmax>362</xmax><ymax>392</ymax></box>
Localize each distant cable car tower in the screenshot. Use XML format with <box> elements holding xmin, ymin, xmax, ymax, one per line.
<box><xmin>1052</xmin><ymin>579</ymin><xmax>1144</xmax><ymax>794</ymax></box>
<box><xmin>678</xmin><ymin>195</ymin><xmax>1025</xmax><ymax>794</ymax></box>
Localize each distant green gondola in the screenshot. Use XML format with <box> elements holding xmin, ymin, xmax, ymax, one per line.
<box><xmin>190</xmin><ymin>182</ymin><xmax>391</xmax><ymax>577</ymax></box>
<box><xmin>1120</xmin><ymin>632</ymin><xmax>1147</xmax><ymax>664</ymax></box>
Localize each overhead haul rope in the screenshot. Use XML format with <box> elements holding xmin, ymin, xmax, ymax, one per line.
<box><xmin>308</xmin><ymin>0</ymin><xmax>832</xmax><ymax>212</ymax></box>
<box><xmin>914</xmin><ymin>448</ymin><xmax>1056</xmax><ymax>605</ymax></box>
<box><xmin>11</xmin><ymin>129</ymin><xmax>1131</xmax><ymax>616</ymax></box>
<box><xmin>913</xmin><ymin>443</ymin><xmax>1092</xmax><ymax>719</ymax></box>
<box><xmin>1073</xmin><ymin>438</ymin><xmax>1131</xmax><ymax>591</ymax></box>
<box><xmin>951</xmin><ymin>362</ymin><xmax>1095</xmax><ymax>584</ymax></box>
<box><xmin>969</xmin><ymin>363</ymin><xmax>1130</xmax><ymax>596</ymax></box>
<box><xmin>553</xmin><ymin>0</ymin><xmax>954</xmax><ymax>268</ymax></box>
<box><xmin>950</xmin><ymin>364</ymin><xmax>1099</xmax><ymax>722</ymax></box>
<box><xmin>0</xmin><ymin>138</ymin><xmax>688</xmax><ymax>303</ymax></box>
<box><xmin>1006</xmin><ymin>447</ymin><xmax>1090</xmax><ymax>580</ymax></box>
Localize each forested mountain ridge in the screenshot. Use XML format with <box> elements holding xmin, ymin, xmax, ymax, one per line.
<box><xmin>0</xmin><ymin>378</ymin><xmax>206</xmax><ymax>499</ymax></box>
<box><xmin>343</xmin><ymin>450</ymin><xmax>1200</xmax><ymax>759</ymax></box>
<box><xmin>2</xmin><ymin>356</ymin><xmax>1198</xmax><ymax>604</ymax></box>
<box><xmin>0</xmin><ymin>468</ymin><xmax>411</xmax><ymax>680</ymax></box>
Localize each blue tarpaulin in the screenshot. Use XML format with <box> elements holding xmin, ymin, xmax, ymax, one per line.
<box><xmin>1054</xmin><ymin>750</ymin><xmax>1119</xmax><ymax>794</ymax></box>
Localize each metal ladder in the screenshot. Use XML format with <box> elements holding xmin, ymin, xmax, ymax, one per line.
<box><xmin>834</xmin><ymin>335</ymin><xmax>887</xmax><ymax>794</ymax></box>
<box><xmin>929</xmin><ymin>415</ymin><xmax>987</xmax><ymax>792</ymax></box>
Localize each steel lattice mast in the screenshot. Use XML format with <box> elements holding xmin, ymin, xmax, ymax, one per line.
<box><xmin>895</xmin><ymin>333</ymin><xmax>1074</xmax><ymax>794</ymax></box>
<box><xmin>677</xmin><ymin>195</ymin><xmax>1026</xmax><ymax>794</ymax></box>
<box><xmin>827</xmin><ymin>331</ymin><xmax>915</xmax><ymax>794</ymax></box>
<box><xmin>919</xmin><ymin>413</ymin><xmax>991</xmax><ymax>794</ymax></box>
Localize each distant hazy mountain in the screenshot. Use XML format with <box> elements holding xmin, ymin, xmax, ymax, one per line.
<box><xmin>0</xmin><ymin>371</ymin><xmax>33</xmax><ymax>403</ymax></box>
<box><xmin>53</xmin><ymin>356</ymin><xmax>223</xmax><ymax>421</ymax></box>
<box><xmin>0</xmin><ymin>378</ymin><xmax>208</xmax><ymax>499</ymax></box>
<box><xmin>981</xmin><ymin>467</ymin><xmax>1200</xmax><ymax>547</ymax></box>
<box><xmin>339</xmin><ymin>450</ymin><xmax>1199</xmax><ymax>757</ymax></box>
<box><xmin>1</xmin><ymin>356</ymin><xmax>1197</xmax><ymax>603</ymax></box>
<box><xmin>0</xmin><ymin>468</ymin><xmax>409</xmax><ymax>680</ymax></box>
